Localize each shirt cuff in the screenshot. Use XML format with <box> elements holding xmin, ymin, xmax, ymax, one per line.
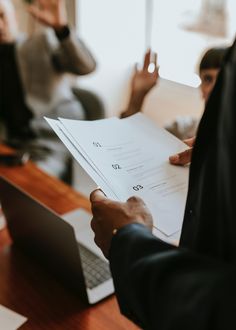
<box><xmin>55</xmin><ymin>25</ymin><xmax>70</xmax><ymax>41</ymax></box>
<box><xmin>109</xmin><ymin>223</ymin><xmax>151</xmax><ymax>258</ymax></box>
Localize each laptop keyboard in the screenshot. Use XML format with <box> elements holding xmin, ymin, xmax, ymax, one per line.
<box><xmin>78</xmin><ymin>244</ymin><xmax>112</xmax><ymax>289</ymax></box>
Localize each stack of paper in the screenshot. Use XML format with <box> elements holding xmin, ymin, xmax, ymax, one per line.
<box><xmin>45</xmin><ymin>114</ymin><xmax>189</xmax><ymax>241</ymax></box>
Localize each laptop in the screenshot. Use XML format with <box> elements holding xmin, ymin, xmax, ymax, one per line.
<box><xmin>0</xmin><ymin>176</ymin><xmax>114</xmax><ymax>304</ymax></box>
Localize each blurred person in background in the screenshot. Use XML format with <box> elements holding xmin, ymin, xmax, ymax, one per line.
<box><xmin>121</xmin><ymin>47</ymin><xmax>228</xmax><ymax>165</ymax></box>
<box><xmin>0</xmin><ymin>0</ymin><xmax>96</xmax><ymax>183</ymax></box>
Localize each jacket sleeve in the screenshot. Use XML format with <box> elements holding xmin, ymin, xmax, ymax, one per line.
<box><xmin>109</xmin><ymin>223</ymin><xmax>236</xmax><ymax>330</ymax></box>
<box><xmin>51</xmin><ymin>29</ymin><xmax>96</xmax><ymax>75</ymax></box>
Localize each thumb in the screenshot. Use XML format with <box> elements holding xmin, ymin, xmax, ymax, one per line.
<box><xmin>90</xmin><ymin>189</ymin><xmax>107</xmax><ymax>203</ymax></box>
<box><xmin>183</xmin><ymin>137</ymin><xmax>195</xmax><ymax>147</ymax></box>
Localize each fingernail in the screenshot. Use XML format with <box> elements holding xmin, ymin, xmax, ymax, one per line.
<box><xmin>169</xmin><ymin>155</ymin><xmax>179</xmax><ymax>163</ymax></box>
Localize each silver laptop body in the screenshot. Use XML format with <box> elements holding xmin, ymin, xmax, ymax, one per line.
<box><xmin>0</xmin><ymin>176</ymin><xmax>114</xmax><ymax>304</ymax></box>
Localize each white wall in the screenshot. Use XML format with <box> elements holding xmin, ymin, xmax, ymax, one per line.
<box><xmin>77</xmin><ymin>0</ymin><xmax>146</xmax><ymax>117</ymax></box>
<box><xmin>76</xmin><ymin>0</ymin><xmax>206</xmax><ymax>123</ymax></box>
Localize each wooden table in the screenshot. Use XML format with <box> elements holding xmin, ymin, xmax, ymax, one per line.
<box><xmin>0</xmin><ymin>145</ymin><xmax>138</xmax><ymax>330</ymax></box>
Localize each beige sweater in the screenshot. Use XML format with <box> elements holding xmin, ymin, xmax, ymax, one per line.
<box><xmin>15</xmin><ymin>28</ymin><xmax>96</xmax><ymax>122</ymax></box>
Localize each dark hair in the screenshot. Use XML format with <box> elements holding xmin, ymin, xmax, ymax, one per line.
<box><xmin>199</xmin><ymin>47</ymin><xmax>229</xmax><ymax>72</ymax></box>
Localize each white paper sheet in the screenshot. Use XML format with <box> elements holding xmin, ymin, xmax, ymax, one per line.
<box><xmin>0</xmin><ymin>305</ymin><xmax>27</xmax><ymax>330</ymax></box>
<box><xmin>46</xmin><ymin>114</ymin><xmax>189</xmax><ymax>236</ymax></box>
<box><xmin>45</xmin><ymin>118</ymin><xmax>118</xmax><ymax>200</ymax></box>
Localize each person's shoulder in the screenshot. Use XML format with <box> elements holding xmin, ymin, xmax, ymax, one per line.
<box><xmin>16</xmin><ymin>30</ymin><xmax>47</xmax><ymax>46</ymax></box>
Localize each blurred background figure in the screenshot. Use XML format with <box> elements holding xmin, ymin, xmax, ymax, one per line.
<box><xmin>121</xmin><ymin>46</ymin><xmax>228</xmax><ymax>140</ymax></box>
<box><xmin>0</xmin><ymin>0</ymin><xmax>103</xmax><ymax>184</ymax></box>
<box><xmin>165</xmin><ymin>46</ymin><xmax>228</xmax><ymax>140</ymax></box>
<box><xmin>199</xmin><ymin>47</ymin><xmax>227</xmax><ymax>102</ymax></box>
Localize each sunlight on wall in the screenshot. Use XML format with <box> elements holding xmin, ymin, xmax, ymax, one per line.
<box><xmin>151</xmin><ymin>0</ymin><xmax>235</xmax><ymax>87</ymax></box>
<box><xmin>77</xmin><ymin>0</ymin><xmax>235</xmax><ymax>118</ymax></box>
<box><xmin>78</xmin><ymin>0</ymin><xmax>235</xmax><ymax>89</ymax></box>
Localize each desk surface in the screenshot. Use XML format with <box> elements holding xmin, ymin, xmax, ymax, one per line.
<box><xmin>0</xmin><ymin>145</ymin><xmax>138</xmax><ymax>330</ymax></box>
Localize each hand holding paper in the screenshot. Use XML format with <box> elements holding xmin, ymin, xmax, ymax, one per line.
<box><xmin>90</xmin><ymin>190</ymin><xmax>153</xmax><ymax>258</ymax></box>
<box><xmin>45</xmin><ymin>113</ymin><xmax>189</xmax><ymax>241</ymax></box>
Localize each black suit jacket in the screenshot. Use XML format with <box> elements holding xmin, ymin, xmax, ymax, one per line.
<box><xmin>109</xmin><ymin>41</ymin><xmax>236</xmax><ymax>329</ymax></box>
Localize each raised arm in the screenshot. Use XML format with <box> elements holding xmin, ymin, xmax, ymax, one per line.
<box><xmin>121</xmin><ymin>49</ymin><xmax>159</xmax><ymax>118</ymax></box>
<box><xmin>27</xmin><ymin>0</ymin><xmax>96</xmax><ymax>75</ymax></box>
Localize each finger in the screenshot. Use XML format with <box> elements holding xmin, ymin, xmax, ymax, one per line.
<box><xmin>151</xmin><ymin>52</ymin><xmax>158</xmax><ymax>67</ymax></box>
<box><xmin>143</xmin><ymin>49</ymin><xmax>151</xmax><ymax>71</ymax></box>
<box><xmin>90</xmin><ymin>217</ymin><xmax>98</xmax><ymax>233</ymax></box>
<box><xmin>90</xmin><ymin>189</ymin><xmax>107</xmax><ymax>203</ymax></box>
<box><xmin>153</xmin><ymin>67</ymin><xmax>159</xmax><ymax>80</ymax></box>
<box><xmin>183</xmin><ymin>137</ymin><xmax>195</xmax><ymax>147</ymax></box>
<box><xmin>127</xmin><ymin>195</ymin><xmax>146</xmax><ymax>205</ymax></box>
<box><xmin>27</xmin><ymin>6</ymin><xmax>46</xmax><ymax>21</ymax></box>
<box><xmin>94</xmin><ymin>235</ymin><xmax>101</xmax><ymax>248</ymax></box>
<box><xmin>169</xmin><ymin>148</ymin><xmax>192</xmax><ymax>166</ymax></box>
<box><xmin>36</xmin><ymin>0</ymin><xmax>48</xmax><ymax>8</ymax></box>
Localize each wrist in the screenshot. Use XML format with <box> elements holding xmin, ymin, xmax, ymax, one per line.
<box><xmin>112</xmin><ymin>219</ymin><xmax>152</xmax><ymax>236</ymax></box>
<box><xmin>121</xmin><ymin>92</ymin><xmax>146</xmax><ymax>118</ymax></box>
<box><xmin>111</xmin><ymin>222</ymin><xmax>152</xmax><ymax>241</ymax></box>
<box><xmin>54</xmin><ymin>25</ymin><xmax>70</xmax><ymax>41</ymax></box>
<box><xmin>129</xmin><ymin>90</ymin><xmax>147</xmax><ymax>109</ymax></box>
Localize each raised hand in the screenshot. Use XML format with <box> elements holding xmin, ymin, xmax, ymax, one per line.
<box><xmin>27</xmin><ymin>0</ymin><xmax>67</xmax><ymax>30</ymax></box>
<box><xmin>131</xmin><ymin>49</ymin><xmax>159</xmax><ymax>97</ymax></box>
<box><xmin>121</xmin><ymin>49</ymin><xmax>159</xmax><ymax>118</ymax></box>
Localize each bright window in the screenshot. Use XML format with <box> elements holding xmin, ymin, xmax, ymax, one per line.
<box><xmin>78</xmin><ymin>0</ymin><xmax>235</xmax><ymax>87</ymax></box>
